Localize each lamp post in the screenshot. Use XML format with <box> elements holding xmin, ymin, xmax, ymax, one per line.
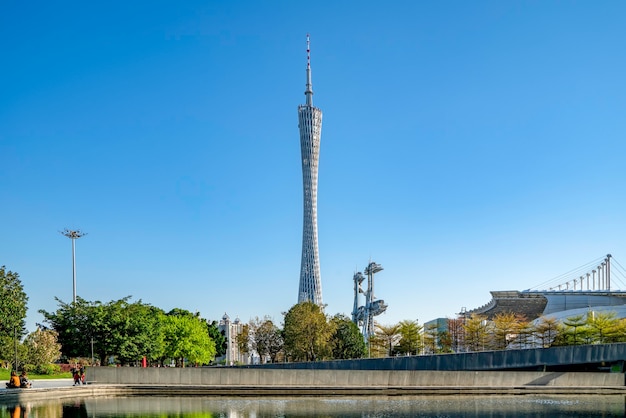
<box><xmin>14</xmin><ymin>326</ymin><xmax>18</xmax><ymax>371</ymax></box>
<box><xmin>460</xmin><ymin>307</ymin><xmax>467</xmax><ymax>353</ymax></box>
<box><xmin>61</xmin><ymin>229</ymin><xmax>86</xmax><ymax>303</ymax></box>
<box><xmin>415</xmin><ymin>319</ymin><xmax>419</xmax><ymax>356</ymax></box>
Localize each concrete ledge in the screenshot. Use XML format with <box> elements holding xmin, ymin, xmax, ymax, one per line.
<box><xmin>1</xmin><ymin>386</ymin><xmax>107</xmax><ymax>403</ymax></box>
<box><xmin>3</xmin><ymin>383</ymin><xmax>626</xmax><ymax>404</ymax></box>
<box><xmin>104</xmin><ymin>384</ymin><xmax>626</xmax><ymax>395</ymax></box>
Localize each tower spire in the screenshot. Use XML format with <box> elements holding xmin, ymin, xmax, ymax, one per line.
<box><xmin>305</xmin><ymin>33</ymin><xmax>313</xmax><ymax>106</ymax></box>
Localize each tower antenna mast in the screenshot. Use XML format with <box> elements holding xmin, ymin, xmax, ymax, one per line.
<box><xmin>307</xmin><ymin>33</ymin><xmax>310</xmax><ymax>67</ymax></box>
<box><xmin>305</xmin><ymin>33</ymin><xmax>313</xmax><ymax>106</ymax></box>
<box><xmin>61</xmin><ymin>228</ymin><xmax>87</xmax><ymax>303</ymax></box>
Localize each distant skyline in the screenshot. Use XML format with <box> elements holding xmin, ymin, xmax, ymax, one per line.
<box><xmin>1</xmin><ymin>1</ymin><xmax>626</xmax><ymax>333</ymax></box>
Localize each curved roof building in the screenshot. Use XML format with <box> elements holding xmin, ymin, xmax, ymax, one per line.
<box><xmin>467</xmin><ymin>290</ymin><xmax>626</xmax><ymax>321</ymax></box>
<box><xmin>465</xmin><ymin>255</ymin><xmax>626</xmax><ymax>322</ymax></box>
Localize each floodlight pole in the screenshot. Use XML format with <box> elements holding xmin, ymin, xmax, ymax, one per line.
<box><xmin>61</xmin><ymin>229</ymin><xmax>86</xmax><ymax>304</ymax></box>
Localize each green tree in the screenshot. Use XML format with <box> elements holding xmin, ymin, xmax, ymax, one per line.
<box><xmin>40</xmin><ymin>297</ymin><xmax>166</xmax><ymax>365</ymax></box>
<box><xmin>114</xmin><ymin>301</ymin><xmax>165</xmax><ymax>365</ymax></box>
<box><xmin>329</xmin><ymin>314</ymin><xmax>366</xmax><ymax>359</ymax></box>
<box><xmin>422</xmin><ymin>323</ymin><xmax>439</xmax><ymax>354</ymax></box>
<box><xmin>511</xmin><ymin>316</ymin><xmax>533</xmax><ymax>349</ymax></box>
<box><xmin>162</xmin><ymin>312</ymin><xmax>216</xmax><ymax>366</ymax></box>
<box><xmin>367</xmin><ymin>333</ymin><xmax>387</xmax><ymax>358</ymax></box>
<box><xmin>254</xmin><ymin>319</ymin><xmax>284</xmax><ymax>363</ymax></box>
<box><xmin>207</xmin><ymin>320</ymin><xmax>227</xmax><ymax>358</ymax></box>
<box><xmin>560</xmin><ymin>314</ymin><xmax>586</xmax><ymax>346</ymax></box>
<box><xmin>533</xmin><ymin>316</ymin><xmax>559</xmax><ymax>348</ymax></box>
<box><xmin>614</xmin><ymin>319</ymin><xmax>626</xmax><ymax>343</ymax></box>
<box><xmin>438</xmin><ymin>330</ymin><xmax>453</xmax><ymax>353</ymax></box>
<box><xmin>463</xmin><ymin>314</ymin><xmax>490</xmax><ymax>352</ymax></box>
<box><xmin>283</xmin><ymin>302</ymin><xmax>332</xmax><ymax>361</ymax></box>
<box><xmin>492</xmin><ymin>312</ymin><xmax>529</xmax><ymax>350</ymax></box>
<box><xmin>586</xmin><ymin>311</ymin><xmax>621</xmax><ymax>344</ymax></box>
<box><xmin>167</xmin><ymin>308</ymin><xmax>199</xmax><ymax>318</ymax></box>
<box><xmin>236</xmin><ymin>324</ymin><xmax>250</xmax><ymax>357</ymax></box>
<box><xmin>396</xmin><ymin>320</ymin><xmax>422</xmax><ymax>355</ymax></box>
<box><xmin>0</xmin><ymin>266</ymin><xmax>28</xmax><ymax>368</ymax></box>
<box><xmin>39</xmin><ymin>297</ymin><xmax>97</xmax><ymax>360</ymax></box>
<box><xmin>23</xmin><ymin>328</ymin><xmax>62</xmax><ymax>373</ymax></box>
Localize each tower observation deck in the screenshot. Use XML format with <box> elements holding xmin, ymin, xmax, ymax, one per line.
<box><xmin>297</xmin><ymin>34</ymin><xmax>323</xmax><ymax>305</ymax></box>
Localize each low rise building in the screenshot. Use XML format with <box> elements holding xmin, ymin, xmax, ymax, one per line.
<box><xmin>217</xmin><ymin>313</ymin><xmax>248</xmax><ymax>365</ymax></box>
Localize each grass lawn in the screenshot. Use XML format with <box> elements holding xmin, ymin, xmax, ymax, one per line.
<box><xmin>0</xmin><ymin>369</ymin><xmax>72</xmax><ymax>380</ymax></box>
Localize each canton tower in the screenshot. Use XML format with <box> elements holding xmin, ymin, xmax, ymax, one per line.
<box><xmin>297</xmin><ymin>34</ymin><xmax>323</xmax><ymax>305</ymax></box>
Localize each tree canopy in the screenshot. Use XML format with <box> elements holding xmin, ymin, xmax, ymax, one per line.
<box><xmin>252</xmin><ymin>318</ymin><xmax>284</xmax><ymax>363</ymax></box>
<box><xmin>463</xmin><ymin>314</ymin><xmax>490</xmax><ymax>352</ymax></box>
<box><xmin>0</xmin><ymin>266</ymin><xmax>28</xmax><ymax>368</ymax></box>
<box><xmin>40</xmin><ymin>297</ymin><xmax>216</xmax><ymax>366</ymax></box>
<box><xmin>0</xmin><ymin>266</ymin><xmax>28</xmax><ymax>339</ymax></box>
<box><xmin>329</xmin><ymin>314</ymin><xmax>366</xmax><ymax>359</ymax></box>
<box><xmin>23</xmin><ymin>328</ymin><xmax>62</xmax><ymax>372</ymax></box>
<box><xmin>283</xmin><ymin>302</ymin><xmax>333</xmax><ymax>361</ymax></box>
<box><xmin>396</xmin><ymin>320</ymin><xmax>422</xmax><ymax>355</ymax></box>
<box><xmin>207</xmin><ymin>320</ymin><xmax>227</xmax><ymax>358</ymax></box>
<box><xmin>162</xmin><ymin>312</ymin><xmax>216</xmax><ymax>366</ymax></box>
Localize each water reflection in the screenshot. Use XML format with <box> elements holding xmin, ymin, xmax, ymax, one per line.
<box><xmin>1</xmin><ymin>395</ymin><xmax>625</xmax><ymax>417</ymax></box>
<box><xmin>2</xmin><ymin>401</ymin><xmax>88</xmax><ymax>418</ymax></box>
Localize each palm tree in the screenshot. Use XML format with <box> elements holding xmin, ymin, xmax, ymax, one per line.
<box><xmin>563</xmin><ymin>314</ymin><xmax>586</xmax><ymax>345</ymax></box>
<box><xmin>374</xmin><ymin>323</ymin><xmax>401</xmax><ymax>357</ymax></box>
<box><xmin>397</xmin><ymin>320</ymin><xmax>422</xmax><ymax>355</ymax></box>
<box><xmin>463</xmin><ymin>314</ymin><xmax>490</xmax><ymax>352</ymax></box>
<box><xmin>534</xmin><ymin>316</ymin><xmax>559</xmax><ymax>348</ymax></box>
<box><xmin>586</xmin><ymin>311</ymin><xmax>620</xmax><ymax>344</ymax></box>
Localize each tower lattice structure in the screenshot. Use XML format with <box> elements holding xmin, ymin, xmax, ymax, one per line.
<box><xmin>297</xmin><ymin>35</ymin><xmax>323</xmax><ymax>305</ymax></box>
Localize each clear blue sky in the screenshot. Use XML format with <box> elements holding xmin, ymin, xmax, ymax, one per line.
<box><xmin>2</xmin><ymin>1</ymin><xmax>626</xmax><ymax>333</ymax></box>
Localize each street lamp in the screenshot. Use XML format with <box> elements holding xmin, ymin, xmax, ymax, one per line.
<box><xmin>14</xmin><ymin>326</ymin><xmax>18</xmax><ymax>371</ymax></box>
<box><xmin>61</xmin><ymin>228</ymin><xmax>87</xmax><ymax>303</ymax></box>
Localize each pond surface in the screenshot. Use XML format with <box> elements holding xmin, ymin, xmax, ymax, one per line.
<box><xmin>1</xmin><ymin>395</ymin><xmax>625</xmax><ymax>417</ymax></box>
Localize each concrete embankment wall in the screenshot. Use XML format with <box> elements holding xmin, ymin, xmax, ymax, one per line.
<box><xmin>88</xmin><ymin>367</ymin><xmax>624</xmax><ymax>388</ymax></box>
<box><xmin>250</xmin><ymin>343</ymin><xmax>626</xmax><ymax>371</ymax></box>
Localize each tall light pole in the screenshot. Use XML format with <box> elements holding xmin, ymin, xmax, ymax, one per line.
<box><xmin>61</xmin><ymin>229</ymin><xmax>86</xmax><ymax>303</ymax></box>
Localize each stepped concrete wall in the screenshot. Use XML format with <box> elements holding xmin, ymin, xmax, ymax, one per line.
<box><xmin>88</xmin><ymin>367</ymin><xmax>624</xmax><ymax>388</ymax></box>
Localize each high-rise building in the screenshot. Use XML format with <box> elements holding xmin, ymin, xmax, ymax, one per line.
<box><xmin>297</xmin><ymin>35</ymin><xmax>323</xmax><ymax>305</ymax></box>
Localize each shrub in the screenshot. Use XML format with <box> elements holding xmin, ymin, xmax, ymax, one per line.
<box><xmin>22</xmin><ymin>364</ymin><xmax>36</xmax><ymax>373</ymax></box>
<box><xmin>34</xmin><ymin>363</ymin><xmax>61</xmax><ymax>375</ymax></box>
